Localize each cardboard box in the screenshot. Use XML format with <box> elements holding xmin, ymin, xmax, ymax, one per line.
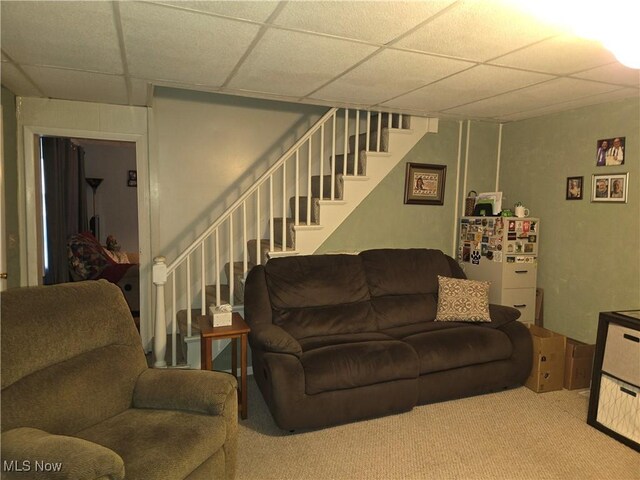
<box><xmin>564</xmin><ymin>338</ymin><xmax>595</xmax><ymax>390</ymax></box>
<box><xmin>525</xmin><ymin>324</ymin><xmax>566</xmax><ymax>393</ymax></box>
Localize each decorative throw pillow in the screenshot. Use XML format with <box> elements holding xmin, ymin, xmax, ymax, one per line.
<box><xmin>435</xmin><ymin>275</ymin><xmax>491</xmax><ymax>322</ymax></box>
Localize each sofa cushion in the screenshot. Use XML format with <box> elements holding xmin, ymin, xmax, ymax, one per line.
<box><xmin>403</xmin><ymin>326</ymin><xmax>513</xmax><ymax>375</ymax></box>
<box><xmin>360</xmin><ymin>249</ymin><xmax>454</xmax><ymax>297</ymax></box>
<box><xmin>301</xmin><ymin>341</ymin><xmax>419</xmax><ymax>395</ymax></box>
<box><xmin>265</xmin><ymin>254</ymin><xmax>370</xmax><ymax>309</ymax></box>
<box><xmin>370</xmin><ymin>294</ymin><xmax>438</xmax><ymax>330</ymax></box>
<box><xmin>272</xmin><ymin>302</ymin><xmax>376</xmax><ymax>340</ymax></box>
<box><xmin>299</xmin><ymin>332</ymin><xmax>393</xmax><ymax>352</ymax></box>
<box><xmin>381</xmin><ymin>320</ymin><xmax>465</xmax><ymax>339</ymax></box>
<box><xmin>435</xmin><ymin>276</ymin><xmax>491</xmax><ymax>322</ymax></box>
<box><xmin>76</xmin><ymin>409</ymin><xmax>226</xmax><ymax>480</ymax></box>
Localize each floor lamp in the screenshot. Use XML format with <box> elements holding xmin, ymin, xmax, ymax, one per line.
<box><xmin>86</xmin><ymin>177</ymin><xmax>103</xmax><ymax>240</ymax></box>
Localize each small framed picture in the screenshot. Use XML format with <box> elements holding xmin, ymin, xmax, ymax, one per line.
<box><xmin>595</xmin><ymin>137</ymin><xmax>625</xmax><ymax>166</ymax></box>
<box><xmin>591</xmin><ymin>173</ymin><xmax>628</xmax><ymax>203</ymax></box>
<box><xmin>404</xmin><ymin>163</ymin><xmax>447</xmax><ymax>205</ymax></box>
<box><xmin>566</xmin><ymin>176</ymin><xmax>583</xmax><ymax>200</ymax></box>
<box><xmin>128</xmin><ymin>170</ymin><xmax>137</xmax><ymax>187</ymax></box>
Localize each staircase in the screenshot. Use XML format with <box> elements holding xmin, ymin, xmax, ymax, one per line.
<box><xmin>152</xmin><ymin>108</ymin><xmax>436</xmax><ymax>368</ymax></box>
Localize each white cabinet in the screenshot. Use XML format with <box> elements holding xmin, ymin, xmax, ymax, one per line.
<box><xmin>458</xmin><ymin>217</ymin><xmax>540</xmax><ymax>323</ymax></box>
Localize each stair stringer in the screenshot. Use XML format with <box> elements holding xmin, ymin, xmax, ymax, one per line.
<box><xmin>293</xmin><ymin>116</ymin><xmax>435</xmax><ymax>254</ymax></box>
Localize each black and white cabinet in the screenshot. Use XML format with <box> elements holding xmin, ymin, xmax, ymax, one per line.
<box><xmin>588</xmin><ymin>311</ymin><xmax>640</xmax><ymax>451</ymax></box>
<box><xmin>458</xmin><ymin>217</ymin><xmax>540</xmax><ymax>324</ymax></box>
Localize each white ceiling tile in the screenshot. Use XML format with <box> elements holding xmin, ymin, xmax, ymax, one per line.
<box><xmin>23</xmin><ymin>66</ymin><xmax>128</xmax><ymax>105</ymax></box>
<box><xmin>499</xmin><ymin>88</ymin><xmax>640</xmax><ymax>122</ymax></box>
<box><xmin>0</xmin><ymin>63</ymin><xmax>43</xmax><ymax>97</ymax></box>
<box><xmin>491</xmin><ymin>34</ymin><xmax>617</xmax><ymax>75</ymax></box>
<box><xmin>383</xmin><ymin>65</ymin><xmax>553</xmax><ymax>112</ymax></box>
<box><xmin>120</xmin><ymin>2</ymin><xmax>260</xmax><ymax>86</ymax></box>
<box><xmin>150</xmin><ymin>1</ymin><xmax>280</xmax><ymax>22</ymax></box>
<box><xmin>311</xmin><ymin>49</ymin><xmax>474</xmax><ymax>105</ymax></box>
<box><xmin>572</xmin><ymin>63</ymin><xmax>640</xmax><ymax>88</ymax></box>
<box><xmin>0</xmin><ymin>1</ymin><xmax>123</xmax><ymax>74</ymax></box>
<box><xmin>273</xmin><ymin>1</ymin><xmax>456</xmax><ymax>45</ymax></box>
<box><xmin>395</xmin><ymin>0</ymin><xmax>561</xmax><ymax>62</ymax></box>
<box><xmin>228</xmin><ymin>29</ymin><xmax>377</xmax><ymax>97</ymax></box>
<box><xmin>445</xmin><ymin>77</ymin><xmax>620</xmax><ymax>118</ymax></box>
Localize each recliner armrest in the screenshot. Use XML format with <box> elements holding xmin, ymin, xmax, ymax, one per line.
<box><xmin>1</xmin><ymin>427</ymin><xmax>124</xmax><ymax>480</ymax></box>
<box><xmin>133</xmin><ymin>369</ymin><xmax>237</xmax><ymax>416</ymax></box>
<box><xmin>483</xmin><ymin>304</ymin><xmax>522</xmax><ymax>329</ymax></box>
<box><xmin>249</xmin><ymin>323</ymin><xmax>302</xmax><ymax>358</ymax></box>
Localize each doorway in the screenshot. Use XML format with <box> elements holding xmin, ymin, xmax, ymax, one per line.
<box><xmin>39</xmin><ymin>136</ymin><xmax>140</xmax><ymax>312</ymax></box>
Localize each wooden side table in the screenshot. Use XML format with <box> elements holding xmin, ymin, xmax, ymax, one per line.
<box><xmin>198</xmin><ymin>313</ymin><xmax>251</xmax><ymax>419</ymax></box>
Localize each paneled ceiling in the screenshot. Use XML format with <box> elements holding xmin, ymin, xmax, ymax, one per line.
<box><xmin>2</xmin><ymin>0</ymin><xmax>638</xmax><ymax>122</ymax></box>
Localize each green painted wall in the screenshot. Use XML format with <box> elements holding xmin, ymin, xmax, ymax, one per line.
<box><xmin>316</xmin><ymin>119</ymin><xmax>500</xmax><ymax>257</ymax></box>
<box><xmin>500</xmin><ymin>98</ymin><xmax>640</xmax><ymax>343</ymax></box>
<box><xmin>2</xmin><ymin>86</ymin><xmax>20</xmax><ymax>288</ymax></box>
<box><xmin>317</xmin><ymin>120</ymin><xmax>462</xmax><ymax>255</ymax></box>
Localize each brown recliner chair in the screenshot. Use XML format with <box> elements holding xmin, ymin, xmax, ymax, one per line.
<box><xmin>1</xmin><ymin>280</ymin><xmax>238</xmax><ymax>479</ymax></box>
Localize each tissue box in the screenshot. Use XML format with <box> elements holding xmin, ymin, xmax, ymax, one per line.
<box><xmin>209</xmin><ymin>305</ymin><xmax>232</xmax><ymax>327</ymax></box>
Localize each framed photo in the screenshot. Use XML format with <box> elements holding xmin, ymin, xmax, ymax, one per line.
<box><xmin>404</xmin><ymin>163</ymin><xmax>446</xmax><ymax>205</ymax></box>
<box><xmin>595</xmin><ymin>137</ymin><xmax>625</xmax><ymax>166</ymax></box>
<box><xmin>591</xmin><ymin>173</ymin><xmax>628</xmax><ymax>203</ymax></box>
<box><xmin>566</xmin><ymin>176</ymin><xmax>583</xmax><ymax>200</ymax></box>
<box><xmin>128</xmin><ymin>170</ymin><xmax>137</xmax><ymax>187</ymax></box>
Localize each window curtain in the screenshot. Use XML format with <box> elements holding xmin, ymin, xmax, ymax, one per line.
<box><xmin>41</xmin><ymin>137</ymin><xmax>88</xmax><ymax>284</ymax></box>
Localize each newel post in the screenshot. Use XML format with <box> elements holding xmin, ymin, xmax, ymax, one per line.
<box><xmin>153</xmin><ymin>256</ymin><xmax>167</xmax><ymax>368</ymax></box>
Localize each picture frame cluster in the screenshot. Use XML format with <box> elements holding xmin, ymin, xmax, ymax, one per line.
<box><xmin>566</xmin><ymin>136</ymin><xmax>628</xmax><ymax>204</ymax></box>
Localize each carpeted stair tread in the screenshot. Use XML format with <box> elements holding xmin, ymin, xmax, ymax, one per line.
<box><xmin>349</xmin><ymin>128</ymin><xmax>388</xmax><ymax>153</ymax></box>
<box><xmin>330</xmin><ymin>153</ymin><xmax>367</xmax><ymax>176</ymax></box>
<box><xmin>247</xmin><ymin>238</ymin><xmax>294</xmax><ymax>266</ymax></box>
<box><xmin>272</xmin><ymin>217</ymin><xmax>296</xmax><ymax>248</ymax></box>
<box><xmin>289</xmin><ymin>196</ymin><xmax>320</xmax><ymax>224</ymax></box>
<box><xmin>311</xmin><ymin>174</ymin><xmax>344</xmax><ymax>200</ymax></box>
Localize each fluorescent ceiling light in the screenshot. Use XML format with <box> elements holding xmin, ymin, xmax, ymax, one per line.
<box><xmin>506</xmin><ymin>0</ymin><xmax>640</xmax><ymax>69</ymax></box>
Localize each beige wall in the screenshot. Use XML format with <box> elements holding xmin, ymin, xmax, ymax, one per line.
<box><xmin>150</xmin><ymin>88</ymin><xmax>327</xmax><ymax>260</ymax></box>
<box><xmin>82</xmin><ymin>142</ymin><xmax>138</xmax><ymax>252</ymax></box>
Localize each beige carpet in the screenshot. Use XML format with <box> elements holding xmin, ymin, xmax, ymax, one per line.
<box><xmin>237</xmin><ymin>378</ymin><xmax>639</xmax><ymax>480</ymax></box>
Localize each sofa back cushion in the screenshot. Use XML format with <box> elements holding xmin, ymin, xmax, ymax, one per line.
<box><xmin>1</xmin><ymin>281</ymin><xmax>147</xmax><ymax>435</ymax></box>
<box><xmin>360</xmin><ymin>249</ymin><xmax>458</xmax><ymax>330</ymax></box>
<box><xmin>264</xmin><ymin>254</ymin><xmax>375</xmax><ymax>339</ymax></box>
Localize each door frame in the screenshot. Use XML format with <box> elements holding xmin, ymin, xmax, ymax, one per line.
<box><xmin>18</xmin><ymin>101</ymin><xmax>153</xmax><ymax>350</ymax></box>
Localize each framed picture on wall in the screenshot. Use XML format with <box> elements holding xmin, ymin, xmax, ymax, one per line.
<box><xmin>404</xmin><ymin>163</ymin><xmax>447</xmax><ymax>205</ymax></box>
<box><xmin>566</xmin><ymin>176</ymin><xmax>583</xmax><ymax>200</ymax></box>
<box><xmin>591</xmin><ymin>173</ymin><xmax>628</xmax><ymax>203</ymax></box>
<box><xmin>128</xmin><ymin>170</ymin><xmax>137</xmax><ymax>187</ymax></box>
<box><xmin>595</xmin><ymin>137</ymin><xmax>625</xmax><ymax>166</ymax></box>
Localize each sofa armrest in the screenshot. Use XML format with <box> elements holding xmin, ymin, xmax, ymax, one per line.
<box><xmin>249</xmin><ymin>323</ymin><xmax>302</xmax><ymax>358</ymax></box>
<box><xmin>483</xmin><ymin>304</ymin><xmax>522</xmax><ymax>329</ymax></box>
<box><xmin>244</xmin><ymin>265</ymin><xmax>273</xmax><ymax>326</ymax></box>
<box><xmin>133</xmin><ymin>369</ymin><xmax>237</xmax><ymax>416</ymax></box>
<box><xmin>1</xmin><ymin>427</ymin><xmax>124</xmax><ymax>480</ymax></box>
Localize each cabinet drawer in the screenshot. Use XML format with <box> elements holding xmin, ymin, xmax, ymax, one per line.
<box><xmin>503</xmin><ymin>262</ymin><xmax>537</xmax><ymax>288</ymax></box>
<box><xmin>501</xmin><ymin>288</ymin><xmax>536</xmax><ymax>323</ymax></box>
<box><xmin>603</xmin><ymin>323</ymin><xmax>640</xmax><ymax>386</ymax></box>
<box><xmin>596</xmin><ymin>374</ymin><xmax>640</xmax><ymax>444</ymax></box>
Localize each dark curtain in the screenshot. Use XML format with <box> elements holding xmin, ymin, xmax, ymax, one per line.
<box><xmin>41</xmin><ymin>137</ymin><xmax>88</xmax><ymax>284</ymax></box>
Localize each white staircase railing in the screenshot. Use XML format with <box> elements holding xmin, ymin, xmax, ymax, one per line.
<box><xmin>152</xmin><ymin>108</ymin><xmax>410</xmax><ymax>367</ymax></box>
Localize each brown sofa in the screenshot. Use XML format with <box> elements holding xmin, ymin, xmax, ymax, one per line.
<box><xmin>244</xmin><ymin>248</ymin><xmax>533</xmax><ymax>430</ymax></box>
<box><xmin>1</xmin><ymin>280</ymin><xmax>237</xmax><ymax>479</ymax></box>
